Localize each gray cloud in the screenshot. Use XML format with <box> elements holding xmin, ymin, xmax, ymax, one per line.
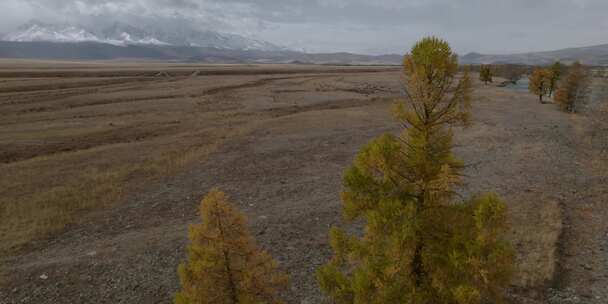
<box><xmin>1</xmin><ymin>0</ymin><xmax>607</xmax><ymax>54</ymax></box>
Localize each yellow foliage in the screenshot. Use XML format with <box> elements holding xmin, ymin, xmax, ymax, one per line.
<box><xmin>317</xmin><ymin>37</ymin><xmax>514</xmax><ymax>304</ymax></box>
<box><xmin>554</xmin><ymin>61</ymin><xmax>590</xmax><ymax>113</ymax></box>
<box><xmin>175</xmin><ymin>189</ymin><xmax>288</xmax><ymax>304</ymax></box>
<box><xmin>548</xmin><ymin>61</ymin><xmax>563</xmax><ymax>96</ymax></box>
<box><xmin>528</xmin><ymin>68</ymin><xmax>552</xmax><ymax>103</ymax></box>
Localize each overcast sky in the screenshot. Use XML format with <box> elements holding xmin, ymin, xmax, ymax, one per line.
<box><xmin>1</xmin><ymin>0</ymin><xmax>607</xmax><ymax>55</ymax></box>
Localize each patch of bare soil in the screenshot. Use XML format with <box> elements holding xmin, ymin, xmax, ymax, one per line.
<box><xmin>0</xmin><ymin>63</ymin><xmax>606</xmax><ymax>304</ymax></box>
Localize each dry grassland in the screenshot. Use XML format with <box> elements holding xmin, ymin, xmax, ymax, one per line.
<box><xmin>1</xmin><ymin>63</ymin><xmax>607</xmax><ymax>303</ymax></box>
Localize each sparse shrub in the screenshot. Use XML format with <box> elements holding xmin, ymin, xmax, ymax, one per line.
<box><xmin>175</xmin><ymin>189</ymin><xmax>288</xmax><ymax>304</ymax></box>
<box><xmin>554</xmin><ymin>61</ymin><xmax>590</xmax><ymax>113</ymax></box>
<box><xmin>479</xmin><ymin>65</ymin><xmax>493</xmax><ymax>85</ymax></box>
<box><xmin>500</xmin><ymin>64</ymin><xmax>524</xmax><ymax>84</ymax></box>
<box><xmin>529</xmin><ymin>68</ymin><xmax>552</xmax><ymax>103</ymax></box>
<box><xmin>316</xmin><ymin>37</ymin><xmax>514</xmax><ymax>304</ymax></box>
<box><xmin>491</xmin><ymin>64</ymin><xmax>526</xmax><ymax>85</ymax></box>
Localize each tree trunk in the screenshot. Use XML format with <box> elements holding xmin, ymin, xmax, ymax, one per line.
<box><xmin>412</xmin><ymin>242</ymin><xmax>424</xmax><ymax>287</ymax></box>
<box><xmin>216</xmin><ymin>206</ymin><xmax>239</xmax><ymax>304</ymax></box>
<box><xmin>224</xmin><ymin>251</ymin><xmax>239</xmax><ymax>304</ymax></box>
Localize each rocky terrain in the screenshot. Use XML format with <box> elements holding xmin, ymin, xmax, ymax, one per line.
<box><xmin>0</xmin><ymin>63</ymin><xmax>607</xmax><ymax>303</ymax></box>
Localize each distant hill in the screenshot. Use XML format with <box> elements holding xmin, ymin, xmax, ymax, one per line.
<box><xmin>3</xmin><ymin>27</ymin><xmax>607</xmax><ymax>66</ymax></box>
<box><xmin>460</xmin><ymin>44</ymin><xmax>608</xmax><ymax>66</ymax></box>
<box><xmin>0</xmin><ymin>41</ymin><xmax>403</xmax><ymax>65</ymax></box>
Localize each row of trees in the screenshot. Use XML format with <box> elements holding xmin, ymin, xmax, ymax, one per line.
<box><xmin>554</xmin><ymin>62</ymin><xmax>591</xmax><ymax>113</ymax></box>
<box><xmin>174</xmin><ymin>37</ymin><xmax>515</xmax><ymax>304</ymax></box>
<box><xmin>528</xmin><ymin>61</ymin><xmax>563</xmax><ymax>103</ymax></box>
<box><xmin>478</xmin><ymin>65</ymin><xmax>527</xmax><ymax>86</ymax></box>
<box><xmin>528</xmin><ymin>61</ymin><xmax>591</xmax><ymax>112</ymax></box>
<box><xmin>479</xmin><ymin>61</ymin><xmax>592</xmax><ymax>112</ymax></box>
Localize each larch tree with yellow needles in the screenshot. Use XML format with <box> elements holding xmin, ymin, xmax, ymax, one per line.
<box><xmin>529</xmin><ymin>68</ymin><xmax>552</xmax><ymax>103</ymax></box>
<box><xmin>554</xmin><ymin>61</ymin><xmax>590</xmax><ymax>113</ymax></box>
<box><xmin>175</xmin><ymin>189</ymin><xmax>288</xmax><ymax>304</ymax></box>
<box><xmin>548</xmin><ymin>61</ymin><xmax>563</xmax><ymax>97</ymax></box>
<box><xmin>316</xmin><ymin>37</ymin><xmax>514</xmax><ymax>304</ymax></box>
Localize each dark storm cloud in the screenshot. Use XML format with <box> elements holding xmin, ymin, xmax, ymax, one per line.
<box><xmin>1</xmin><ymin>0</ymin><xmax>607</xmax><ymax>54</ymax></box>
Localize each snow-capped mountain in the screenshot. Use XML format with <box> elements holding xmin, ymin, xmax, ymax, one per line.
<box><xmin>6</xmin><ymin>23</ymin><xmax>105</xmax><ymax>44</ymax></box>
<box><xmin>3</xmin><ymin>21</ymin><xmax>284</xmax><ymax>51</ymax></box>
<box><xmin>0</xmin><ymin>21</ymin><xmax>404</xmax><ymax>64</ymax></box>
<box><xmin>4</xmin><ymin>21</ymin><xmax>168</xmax><ymax>46</ymax></box>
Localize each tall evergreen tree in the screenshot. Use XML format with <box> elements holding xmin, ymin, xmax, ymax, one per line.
<box><xmin>316</xmin><ymin>37</ymin><xmax>514</xmax><ymax>304</ymax></box>
<box><xmin>529</xmin><ymin>68</ymin><xmax>552</xmax><ymax>103</ymax></box>
<box><xmin>175</xmin><ymin>189</ymin><xmax>288</xmax><ymax>304</ymax></box>
<box><xmin>554</xmin><ymin>61</ymin><xmax>590</xmax><ymax>113</ymax></box>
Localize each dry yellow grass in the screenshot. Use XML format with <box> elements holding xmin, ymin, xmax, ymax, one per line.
<box><xmin>0</xmin><ymin>63</ymin><xmax>268</xmax><ymax>253</ymax></box>
<box><xmin>0</xmin><ymin>168</ymin><xmax>124</xmax><ymax>249</ymax></box>
<box><xmin>2</xmin><ymin>64</ymin><xmax>591</xmax><ymax>303</ymax></box>
<box><xmin>0</xmin><ymin>130</ymin><xmax>232</xmax><ymax>254</ymax></box>
<box><xmin>3</xmin><ymin>159</ymin><xmax>145</xmax><ymax>252</ymax></box>
<box><xmin>509</xmin><ymin>200</ymin><xmax>563</xmax><ymax>288</ymax></box>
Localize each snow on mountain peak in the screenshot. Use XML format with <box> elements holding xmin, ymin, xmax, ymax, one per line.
<box><xmin>6</xmin><ymin>24</ymin><xmax>100</xmax><ymax>44</ymax></box>
<box><xmin>4</xmin><ymin>22</ymin><xmax>170</xmax><ymax>46</ymax></box>
<box><xmin>3</xmin><ymin>21</ymin><xmax>284</xmax><ymax>51</ymax></box>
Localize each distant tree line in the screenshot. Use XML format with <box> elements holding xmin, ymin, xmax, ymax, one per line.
<box><xmin>554</xmin><ymin>62</ymin><xmax>591</xmax><ymax>113</ymax></box>
<box><xmin>472</xmin><ymin>61</ymin><xmax>592</xmax><ymax>112</ymax></box>
<box><xmin>527</xmin><ymin>61</ymin><xmax>591</xmax><ymax>112</ymax></box>
<box><xmin>471</xmin><ymin>64</ymin><xmax>528</xmax><ymax>85</ymax></box>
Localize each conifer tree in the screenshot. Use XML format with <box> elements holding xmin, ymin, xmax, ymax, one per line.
<box><xmin>554</xmin><ymin>61</ymin><xmax>590</xmax><ymax>113</ymax></box>
<box><xmin>316</xmin><ymin>37</ymin><xmax>514</xmax><ymax>304</ymax></box>
<box><xmin>175</xmin><ymin>189</ymin><xmax>288</xmax><ymax>304</ymax></box>
<box><xmin>548</xmin><ymin>61</ymin><xmax>562</xmax><ymax>97</ymax></box>
<box><xmin>479</xmin><ymin>65</ymin><xmax>493</xmax><ymax>85</ymax></box>
<box><xmin>529</xmin><ymin>68</ymin><xmax>552</xmax><ymax>103</ymax></box>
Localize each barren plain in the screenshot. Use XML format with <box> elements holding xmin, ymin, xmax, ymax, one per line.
<box><xmin>0</xmin><ymin>61</ymin><xmax>607</xmax><ymax>303</ymax></box>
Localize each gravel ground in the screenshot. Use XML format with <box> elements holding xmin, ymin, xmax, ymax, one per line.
<box><xmin>1</xmin><ymin>67</ymin><xmax>607</xmax><ymax>303</ymax></box>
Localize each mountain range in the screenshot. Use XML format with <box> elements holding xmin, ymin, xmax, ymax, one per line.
<box><xmin>0</xmin><ymin>21</ymin><xmax>402</xmax><ymax>65</ymax></box>
<box><xmin>4</xmin><ymin>21</ymin><xmax>284</xmax><ymax>51</ymax></box>
<box><xmin>1</xmin><ymin>21</ymin><xmax>608</xmax><ymax>66</ymax></box>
